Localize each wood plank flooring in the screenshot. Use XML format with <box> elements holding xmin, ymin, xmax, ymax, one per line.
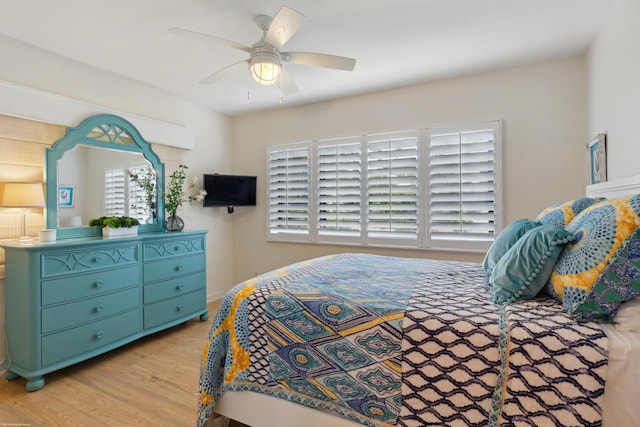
<box><xmin>0</xmin><ymin>301</ymin><xmax>247</xmax><ymax>427</ymax></box>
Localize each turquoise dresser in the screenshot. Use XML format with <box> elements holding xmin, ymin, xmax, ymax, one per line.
<box><xmin>1</xmin><ymin>230</ymin><xmax>208</xmax><ymax>391</ymax></box>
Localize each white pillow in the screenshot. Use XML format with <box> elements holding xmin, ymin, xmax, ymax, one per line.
<box><xmin>614</xmin><ymin>296</ymin><xmax>640</xmax><ymax>332</ymax></box>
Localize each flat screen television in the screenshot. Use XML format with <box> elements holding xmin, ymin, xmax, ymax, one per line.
<box><xmin>202</xmin><ymin>174</ymin><xmax>257</xmax><ymax>207</ymax></box>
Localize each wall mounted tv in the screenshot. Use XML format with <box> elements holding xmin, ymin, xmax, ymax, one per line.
<box><xmin>202</xmin><ymin>174</ymin><xmax>257</xmax><ymax>208</ymax></box>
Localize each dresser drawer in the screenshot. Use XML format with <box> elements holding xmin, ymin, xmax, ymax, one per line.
<box><xmin>143</xmin><ymin>253</ymin><xmax>205</xmax><ymax>283</ymax></box>
<box><xmin>143</xmin><ymin>288</ymin><xmax>206</xmax><ymax>330</ymax></box>
<box><xmin>42</xmin><ymin>309</ymin><xmax>140</xmax><ymax>366</ymax></box>
<box><xmin>41</xmin><ymin>265</ymin><xmax>140</xmax><ymax>306</ymax></box>
<box><xmin>143</xmin><ymin>271</ymin><xmax>205</xmax><ymax>304</ymax></box>
<box><xmin>41</xmin><ymin>245</ymin><xmax>139</xmax><ymax>278</ymax></box>
<box><xmin>42</xmin><ymin>288</ymin><xmax>140</xmax><ymax>334</ymax></box>
<box><xmin>143</xmin><ymin>237</ymin><xmax>204</xmax><ymax>261</ymax></box>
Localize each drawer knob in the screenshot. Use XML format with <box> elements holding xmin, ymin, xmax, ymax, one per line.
<box><xmin>96</xmin><ymin>304</ymin><xmax>104</xmax><ymax>313</ymax></box>
<box><xmin>96</xmin><ymin>331</ymin><xmax>104</xmax><ymax>339</ymax></box>
<box><xmin>95</xmin><ymin>280</ymin><xmax>104</xmax><ymax>288</ymax></box>
<box><xmin>174</xmin><ymin>246</ymin><xmax>180</xmax><ymax>251</ymax></box>
<box><xmin>176</xmin><ymin>284</ymin><xmax>184</xmax><ymax>291</ymax></box>
<box><xmin>93</xmin><ymin>257</ymin><xmax>101</xmax><ymax>263</ymax></box>
<box><xmin>175</xmin><ymin>265</ymin><xmax>183</xmax><ymax>271</ymax></box>
<box><xmin>177</xmin><ymin>304</ymin><xmax>184</xmax><ymax>312</ymax></box>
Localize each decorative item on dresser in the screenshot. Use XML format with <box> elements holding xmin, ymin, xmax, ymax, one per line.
<box><xmin>88</xmin><ymin>215</ymin><xmax>141</xmax><ymax>238</ymax></box>
<box><xmin>1</xmin><ymin>114</ymin><xmax>209</xmax><ymax>391</ymax></box>
<box><xmin>1</xmin><ymin>182</ymin><xmax>45</xmax><ymax>243</ymax></box>
<box><xmin>163</xmin><ymin>164</ymin><xmax>207</xmax><ymax>232</ymax></box>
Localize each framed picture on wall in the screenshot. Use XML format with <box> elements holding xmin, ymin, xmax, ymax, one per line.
<box><xmin>58</xmin><ymin>185</ymin><xmax>75</xmax><ymax>207</ymax></box>
<box><xmin>587</xmin><ymin>134</ymin><xmax>607</xmax><ymax>185</ymax></box>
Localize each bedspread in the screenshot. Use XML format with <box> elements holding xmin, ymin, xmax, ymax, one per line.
<box><xmin>198</xmin><ymin>254</ymin><xmax>608</xmax><ymax>427</ymax></box>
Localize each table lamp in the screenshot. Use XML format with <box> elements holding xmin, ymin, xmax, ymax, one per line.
<box><xmin>2</xmin><ymin>182</ymin><xmax>45</xmax><ymax>243</ymax></box>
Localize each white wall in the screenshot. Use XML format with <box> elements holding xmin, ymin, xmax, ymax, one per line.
<box><xmin>0</xmin><ymin>36</ymin><xmax>235</xmax><ymax>361</ymax></box>
<box><xmin>230</xmin><ymin>56</ymin><xmax>589</xmax><ymax>283</ymax></box>
<box><xmin>588</xmin><ymin>0</ymin><xmax>640</xmax><ymax>180</ymax></box>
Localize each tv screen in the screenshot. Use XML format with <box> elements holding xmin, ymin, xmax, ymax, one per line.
<box><xmin>203</xmin><ymin>174</ymin><xmax>257</xmax><ymax>207</ymax></box>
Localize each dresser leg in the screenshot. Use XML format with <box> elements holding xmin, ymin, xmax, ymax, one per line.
<box><xmin>200</xmin><ymin>310</ymin><xmax>209</xmax><ymax>322</ymax></box>
<box><xmin>5</xmin><ymin>370</ymin><xmax>20</xmax><ymax>381</ymax></box>
<box><xmin>26</xmin><ymin>377</ymin><xmax>45</xmax><ymax>392</ymax></box>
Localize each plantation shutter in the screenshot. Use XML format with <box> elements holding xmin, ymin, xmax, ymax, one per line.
<box><xmin>317</xmin><ymin>140</ymin><xmax>362</xmax><ymax>239</ymax></box>
<box><xmin>428</xmin><ymin>124</ymin><xmax>497</xmax><ymax>247</ymax></box>
<box><xmin>104</xmin><ymin>168</ymin><xmax>126</xmax><ymax>216</ymax></box>
<box><xmin>366</xmin><ymin>132</ymin><xmax>419</xmax><ymax>241</ymax></box>
<box><xmin>128</xmin><ymin>163</ymin><xmax>152</xmax><ymax>222</ymax></box>
<box><xmin>268</xmin><ymin>145</ymin><xmax>310</xmax><ymax>236</ymax></box>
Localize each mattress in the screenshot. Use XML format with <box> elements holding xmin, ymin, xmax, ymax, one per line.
<box><xmin>600</xmin><ymin>323</ymin><xmax>640</xmax><ymax>426</ymax></box>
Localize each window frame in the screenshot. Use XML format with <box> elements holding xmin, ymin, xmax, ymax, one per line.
<box><xmin>267</xmin><ymin>141</ymin><xmax>313</xmax><ymax>243</ymax></box>
<box><xmin>315</xmin><ymin>136</ymin><xmax>364</xmax><ymax>245</ymax></box>
<box><xmin>266</xmin><ymin>121</ymin><xmax>502</xmax><ymax>252</ymax></box>
<box><xmin>424</xmin><ymin>121</ymin><xmax>503</xmax><ymax>252</ymax></box>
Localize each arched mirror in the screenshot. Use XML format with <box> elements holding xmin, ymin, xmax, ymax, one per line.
<box><xmin>46</xmin><ymin>114</ymin><xmax>165</xmax><ymax>239</ymax></box>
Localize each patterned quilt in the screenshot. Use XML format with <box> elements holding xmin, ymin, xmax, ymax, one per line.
<box><xmin>198</xmin><ymin>254</ymin><xmax>608</xmax><ymax>427</ymax></box>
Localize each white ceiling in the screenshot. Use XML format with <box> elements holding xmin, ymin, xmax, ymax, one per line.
<box><xmin>1</xmin><ymin>0</ymin><xmax>612</xmax><ymax>117</ymax></box>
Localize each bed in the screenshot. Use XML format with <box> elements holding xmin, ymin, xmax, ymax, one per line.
<box><xmin>198</xmin><ymin>175</ymin><xmax>640</xmax><ymax>427</ymax></box>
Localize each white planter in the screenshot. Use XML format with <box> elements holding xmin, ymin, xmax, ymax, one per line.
<box><xmin>102</xmin><ymin>225</ymin><xmax>138</xmax><ymax>238</ymax></box>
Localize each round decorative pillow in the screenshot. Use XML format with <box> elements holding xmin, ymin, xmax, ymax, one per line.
<box><xmin>548</xmin><ymin>194</ymin><xmax>640</xmax><ymax>313</ymax></box>
<box><xmin>536</xmin><ymin>197</ymin><xmax>602</xmax><ymax>228</ymax></box>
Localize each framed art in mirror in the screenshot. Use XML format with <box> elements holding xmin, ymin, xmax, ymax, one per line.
<box><xmin>58</xmin><ymin>185</ymin><xmax>74</xmax><ymax>207</ymax></box>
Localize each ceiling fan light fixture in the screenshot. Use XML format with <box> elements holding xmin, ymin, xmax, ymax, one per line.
<box><xmin>250</xmin><ymin>51</ymin><xmax>281</xmax><ymax>86</ymax></box>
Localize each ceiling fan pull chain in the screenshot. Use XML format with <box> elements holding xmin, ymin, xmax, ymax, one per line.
<box><xmin>248</xmin><ymin>90</ymin><xmax>251</xmax><ymax>100</ymax></box>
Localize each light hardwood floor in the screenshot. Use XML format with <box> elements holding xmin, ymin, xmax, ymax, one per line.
<box><xmin>0</xmin><ymin>301</ymin><xmax>247</xmax><ymax>427</ymax></box>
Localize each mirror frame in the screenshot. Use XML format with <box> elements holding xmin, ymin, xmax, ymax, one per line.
<box><xmin>46</xmin><ymin>114</ymin><xmax>165</xmax><ymax>239</ymax></box>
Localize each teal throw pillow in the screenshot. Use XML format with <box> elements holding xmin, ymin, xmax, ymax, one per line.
<box><xmin>491</xmin><ymin>224</ymin><xmax>573</xmax><ymax>304</ymax></box>
<box><xmin>483</xmin><ymin>219</ymin><xmax>541</xmax><ymax>277</ymax></box>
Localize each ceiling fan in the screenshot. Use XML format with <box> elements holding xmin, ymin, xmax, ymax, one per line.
<box><xmin>168</xmin><ymin>6</ymin><xmax>356</xmax><ymax>95</ymax></box>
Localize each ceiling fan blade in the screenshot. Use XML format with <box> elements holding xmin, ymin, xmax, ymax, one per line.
<box><xmin>280</xmin><ymin>68</ymin><xmax>299</xmax><ymax>95</ymax></box>
<box><xmin>168</xmin><ymin>27</ymin><xmax>252</xmax><ymax>53</ymax></box>
<box><xmin>282</xmin><ymin>52</ymin><xmax>356</xmax><ymax>71</ymax></box>
<box><xmin>199</xmin><ymin>60</ymin><xmax>248</xmax><ymax>85</ymax></box>
<box><xmin>264</xmin><ymin>6</ymin><xmax>305</xmax><ymax>48</ymax></box>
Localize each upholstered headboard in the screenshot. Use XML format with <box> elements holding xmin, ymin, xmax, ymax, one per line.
<box><xmin>587</xmin><ymin>174</ymin><xmax>640</xmax><ymax>199</ymax></box>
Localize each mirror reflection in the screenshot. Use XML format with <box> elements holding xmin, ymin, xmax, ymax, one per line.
<box><xmin>57</xmin><ymin>144</ymin><xmax>156</xmax><ymax>228</ymax></box>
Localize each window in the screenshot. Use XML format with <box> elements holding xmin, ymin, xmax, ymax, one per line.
<box><xmin>104</xmin><ymin>168</ymin><xmax>126</xmax><ymax>216</ymax></box>
<box><xmin>366</xmin><ymin>131</ymin><xmax>419</xmax><ymax>245</ymax></box>
<box><xmin>103</xmin><ymin>163</ymin><xmax>155</xmax><ymax>222</ymax></box>
<box><xmin>128</xmin><ymin>163</ymin><xmax>155</xmax><ymax>222</ymax></box>
<box><xmin>427</xmin><ymin>123</ymin><xmax>501</xmax><ymax>251</ymax></box>
<box><xmin>317</xmin><ymin>138</ymin><xmax>362</xmax><ymax>241</ymax></box>
<box><xmin>268</xmin><ymin>144</ymin><xmax>311</xmax><ymax>239</ymax></box>
<box><xmin>267</xmin><ymin>121</ymin><xmax>501</xmax><ymax>252</ymax></box>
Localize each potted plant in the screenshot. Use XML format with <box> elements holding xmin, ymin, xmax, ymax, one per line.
<box><xmin>89</xmin><ymin>216</ymin><xmax>140</xmax><ymax>238</ymax></box>
<box><xmin>164</xmin><ymin>164</ymin><xmax>207</xmax><ymax>231</ymax></box>
<box><xmin>129</xmin><ymin>169</ymin><xmax>157</xmax><ymax>224</ymax></box>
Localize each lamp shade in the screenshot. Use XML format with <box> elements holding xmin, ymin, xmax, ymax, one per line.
<box><xmin>2</xmin><ymin>182</ymin><xmax>45</xmax><ymax>208</ymax></box>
